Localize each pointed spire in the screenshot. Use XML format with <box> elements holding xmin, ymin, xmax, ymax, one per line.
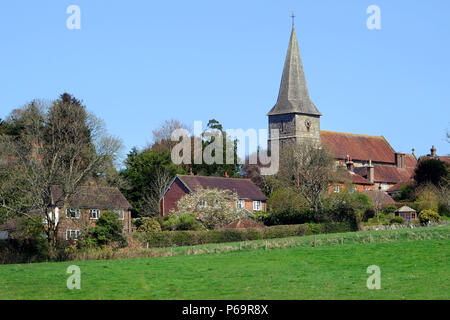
<box><xmin>268</xmin><ymin>25</ymin><xmax>321</xmax><ymax>116</ymax></box>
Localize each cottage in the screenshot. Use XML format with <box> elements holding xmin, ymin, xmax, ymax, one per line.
<box><xmin>160</xmin><ymin>175</ymin><xmax>267</xmax><ymax>216</ymax></box>
<box><xmin>395</xmin><ymin>206</ymin><xmax>418</xmax><ymax>223</ymax></box>
<box><xmin>50</xmin><ymin>185</ymin><xmax>132</xmax><ymax>240</ymax></box>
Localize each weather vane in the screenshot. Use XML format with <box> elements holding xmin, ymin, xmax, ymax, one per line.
<box><xmin>290</xmin><ymin>10</ymin><xmax>295</xmax><ymax>27</ymax></box>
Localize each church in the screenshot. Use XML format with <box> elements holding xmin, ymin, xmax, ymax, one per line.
<box><xmin>267</xmin><ymin>24</ymin><xmax>417</xmax><ymax>192</ymax></box>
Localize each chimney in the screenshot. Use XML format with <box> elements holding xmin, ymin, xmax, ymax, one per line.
<box><xmin>395</xmin><ymin>152</ymin><xmax>405</xmax><ymax>169</ymax></box>
<box><xmin>431</xmin><ymin>145</ymin><xmax>437</xmax><ymax>157</ymax></box>
<box><xmin>367</xmin><ymin>159</ymin><xmax>374</xmax><ymax>183</ymax></box>
<box><xmin>345</xmin><ymin>157</ymin><xmax>354</xmax><ymax>172</ymax></box>
<box><xmin>224</xmin><ymin>171</ymin><xmax>228</xmax><ymax>178</ymax></box>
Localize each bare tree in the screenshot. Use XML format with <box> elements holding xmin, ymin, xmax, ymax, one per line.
<box><xmin>142</xmin><ymin>168</ymin><xmax>173</xmax><ymax>216</ymax></box>
<box><xmin>275</xmin><ymin>143</ymin><xmax>335</xmax><ymax>220</ymax></box>
<box><xmin>147</xmin><ymin>119</ymin><xmax>190</xmax><ymax>152</ymax></box>
<box><xmin>0</xmin><ymin>94</ymin><xmax>122</xmax><ymax>248</ymax></box>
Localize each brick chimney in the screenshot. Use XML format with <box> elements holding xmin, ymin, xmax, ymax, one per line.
<box><xmin>367</xmin><ymin>159</ymin><xmax>374</xmax><ymax>183</ymax></box>
<box><xmin>395</xmin><ymin>152</ymin><xmax>405</xmax><ymax>169</ymax></box>
<box><xmin>431</xmin><ymin>145</ymin><xmax>437</xmax><ymax>157</ymax></box>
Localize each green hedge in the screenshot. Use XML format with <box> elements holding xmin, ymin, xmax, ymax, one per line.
<box><xmin>136</xmin><ymin>222</ymin><xmax>354</xmax><ymax>248</ymax></box>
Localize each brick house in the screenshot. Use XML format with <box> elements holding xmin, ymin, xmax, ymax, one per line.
<box><xmin>50</xmin><ymin>185</ymin><xmax>132</xmax><ymax>240</ymax></box>
<box><xmin>160</xmin><ymin>175</ymin><xmax>267</xmax><ymax>216</ymax></box>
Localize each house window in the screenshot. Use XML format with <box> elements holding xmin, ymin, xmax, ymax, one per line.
<box><xmin>364</xmin><ymin>187</ymin><xmax>371</xmax><ymax>191</ymax></box>
<box><xmin>198</xmin><ymin>200</ymin><xmax>207</xmax><ymax>208</ymax></box>
<box><xmin>237</xmin><ymin>200</ymin><xmax>245</xmax><ymax>209</ymax></box>
<box><xmin>350</xmin><ymin>186</ymin><xmax>357</xmax><ymax>193</ymax></box>
<box><xmin>381</xmin><ymin>183</ymin><xmax>388</xmax><ymax>191</ymax></box>
<box><xmin>253</xmin><ymin>200</ymin><xmax>262</xmax><ymax>211</ymax></box>
<box><xmin>333</xmin><ymin>185</ymin><xmax>340</xmax><ymax>193</ymax></box>
<box><xmin>66</xmin><ymin>230</ymin><xmax>81</xmax><ymax>240</ymax></box>
<box><xmin>114</xmin><ymin>209</ymin><xmax>125</xmax><ymax>220</ymax></box>
<box><xmin>89</xmin><ymin>209</ymin><xmax>100</xmax><ymax>220</ymax></box>
<box><xmin>66</xmin><ymin>208</ymin><xmax>81</xmax><ymax>219</ymax></box>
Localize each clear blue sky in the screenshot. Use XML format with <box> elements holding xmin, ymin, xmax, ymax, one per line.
<box><xmin>1</xmin><ymin>0</ymin><xmax>449</xmax><ymax>160</ymax></box>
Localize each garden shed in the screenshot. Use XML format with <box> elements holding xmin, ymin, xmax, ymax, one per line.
<box><xmin>395</xmin><ymin>206</ymin><xmax>417</xmax><ymax>223</ymax></box>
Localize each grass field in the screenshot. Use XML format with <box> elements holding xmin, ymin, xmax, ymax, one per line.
<box><xmin>0</xmin><ymin>225</ymin><xmax>449</xmax><ymax>299</ymax></box>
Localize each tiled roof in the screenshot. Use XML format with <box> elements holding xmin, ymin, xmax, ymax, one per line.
<box><xmin>388</xmin><ymin>179</ymin><xmax>415</xmax><ymax>193</ymax></box>
<box><xmin>354</xmin><ymin>165</ymin><xmax>415</xmax><ymax>184</ymax></box>
<box><xmin>419</xmin><ymin>155</ymin><xmax>450</xmax><ymax>165</ymax></box>
<box><xmin>50</xmin><ymin>185</ymin><xmax>131</xmax><ymax>209</ymax></box>
<box><xmin>348</xmin><ymin>171</ymin><xmax>373</xmax><ymax>185</ymax></box>
<box><xmin>177</xmin><ymin>175</ymin><xmax>267</xmax><ymax>201</ymax></box>
<box><xmin>361</xmin><ymin>190</ymin><xmax>395</xmax><ymax>206</ymax></box>
<box><xmin>396</xmin><ymin>206</ymin><xmax>416</xmax><ymax>213</ymax></box>
<box><xmin>320</xmin><ymin>131</ymin><xmax>396</xmax><ymax>163</ymax></box>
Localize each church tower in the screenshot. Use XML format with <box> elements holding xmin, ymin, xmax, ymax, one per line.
<box><xmin>267</xmin><ymin>24</ymin><xmax>321</xmax><ymax>149</ymax></box>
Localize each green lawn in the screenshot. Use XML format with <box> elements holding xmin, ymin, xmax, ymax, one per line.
<box><xmin>0</xmin><ymin>227</ymin><xmax>449</xmax><ymax>299</ymax></box>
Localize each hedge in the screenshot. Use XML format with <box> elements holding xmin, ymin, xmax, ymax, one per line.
<box><xmin>136</xmin><ymin>222</ymin><xmax>355</xmax><ymax>248</ymax></box>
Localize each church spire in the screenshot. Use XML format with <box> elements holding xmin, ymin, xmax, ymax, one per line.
<box><xmin>267</xmin><ymin>24</ymin><xmax>321</xmax><ymax>116</ymax></box>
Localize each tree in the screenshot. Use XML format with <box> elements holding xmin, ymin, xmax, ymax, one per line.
<box><xmin>120</xmin><ymin>149</ymin><xmax>180</xmax><ymax>217</ymax></box>
<box><xmin>275</xmin><ymin>143</ymin><xmax>335</xmax><ymax>220</ymax></box>
<box><xmin>190</xmin><ymin>119</ymin><xmax>242</xmax><ymax>177</ymax></box>
<box><xmin>148</xmin><ymin>119</ymin><xmax>190</xmax><ymax>153</ymax></box>
<box><xmin>0</xmin><ymin>94</ymin><xmax>122</xmax><ymax>248</ymax></box>
<box><xmin>173</xmin><ymin>188</ymin><xmax>246</xmax><ymax>229</ymax></box>
<box><xmin>414</xmin><ymin>159</ymin><xmax>449</xmax><ymax>187</ymax></box>
<box><xmin>80</xmin><ymin>211</ymin><xmax>127</xmax><ymax>248</ymax></box>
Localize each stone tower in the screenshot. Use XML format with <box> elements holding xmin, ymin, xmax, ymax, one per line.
<box><xmin>267</xmin><ymin>25</ymin><xmax>321</xmax><ymax>149</ymax></box>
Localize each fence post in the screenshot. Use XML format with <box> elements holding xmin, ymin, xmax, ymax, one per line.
<box><xmin>314</xmin><ymin>235</ymin><xmax>317</xmax><ymax>247</ymax></box>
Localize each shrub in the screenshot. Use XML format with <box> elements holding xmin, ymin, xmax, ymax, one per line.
<box><xmin>260</xmin><ymin>209</ymin><xmax>314</xmax><ymax>226</ymax></box>
<box><xmin>161</xmin><ymin>214</ymin><xmax>203</xmax><ymax>231</ymax></box>
<box><xmin>267</xmin><ymin>188</ymin><xmax>309</xmax><ymax>214</ymax></box>
<box><xmin>418</xmin><ymin>209</ymin><xmax>440</xmax><ymax>224</ymax></box>
<box><xmin>79</xmin><ymin>211</ymin><xmax>127</xmax><ymax>248</ymax></box>
<box><xmin>137</xmin><ymin>218</ymin><xmax>162</xmax><ymax>233</ymax></box>
<box><xmin>415</xmin><ymin>185</ymin><xmax>439</xmax><ymax>212</ymax></box>
<box><xmin>390</xmin><ymin>216</ymin><xmax>404</xmax><ymax>224</ymax></box>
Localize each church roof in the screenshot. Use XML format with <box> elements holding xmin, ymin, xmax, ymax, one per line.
<box><xmin>320</xmin><ymin>131</ymin><xmax>396</xmax><ymax>164</ymax></box>
<box><xmin>267</xmin><ymin>27</ymin><xmax>321</xmax><ymax>117</ymax></box>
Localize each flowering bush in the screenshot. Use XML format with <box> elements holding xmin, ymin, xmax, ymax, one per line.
<box><xmin>419</xmin><ymin>209</ymin><xmax>440</xmax><ymax>224</ymax></box>
<box><xmin>172</xmin><ymin>187</ymin><xmax>247</xmax><ymax>229</ymax></box>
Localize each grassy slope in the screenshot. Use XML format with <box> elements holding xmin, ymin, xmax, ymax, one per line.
<box><xmin>0</xmin><ymin>228</ymin><xmax>449</xmax><ymax>300</ymax></box>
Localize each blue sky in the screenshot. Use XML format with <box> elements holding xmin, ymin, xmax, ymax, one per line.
<box><xmin>0</xmin><ymin>0</ymin><xmax>449</xmax><ymax>160</ymax></box>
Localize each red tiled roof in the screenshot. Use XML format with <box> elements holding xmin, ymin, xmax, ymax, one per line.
<box><xmin>177</xmin><ymin>175</ymin><xmax>267</xmax><ymax>201</ymax></box>
<box><xmin>404</xmin><ymin>154</ymin><xmax>418</xmax><ymax>168</ymax></box>
<box><xmin>320</xmin><ymin>131</ymin><xmax>395</xmax><ymax>163</ymax></box>
<box><xmin>50</xmin><ymin>185</ymin><xmax>131</xmax><ymax>209</ymax></box>
<box><xmin>388</xmin><ymin>179</ymin><xmax>415</xmax><ymax>193</ymax></box>
<box><xmin>420</xmin><ymin>155</ymin><xmax>450</xmax><ymax>165</ymax></box>
<box><xmin>348</xmin><ymin>171</ymin><xmax>373</xmax><ymax>185</ymax></box>
<box><xmin>354</xmin><ymin>165</ymin><xmax>415</xmax><ymax>184</ymax></box>
<box><xmin>361</xmin><ymin>190</ymin><xmax>395</xmax><ymax>206</ymax></box>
